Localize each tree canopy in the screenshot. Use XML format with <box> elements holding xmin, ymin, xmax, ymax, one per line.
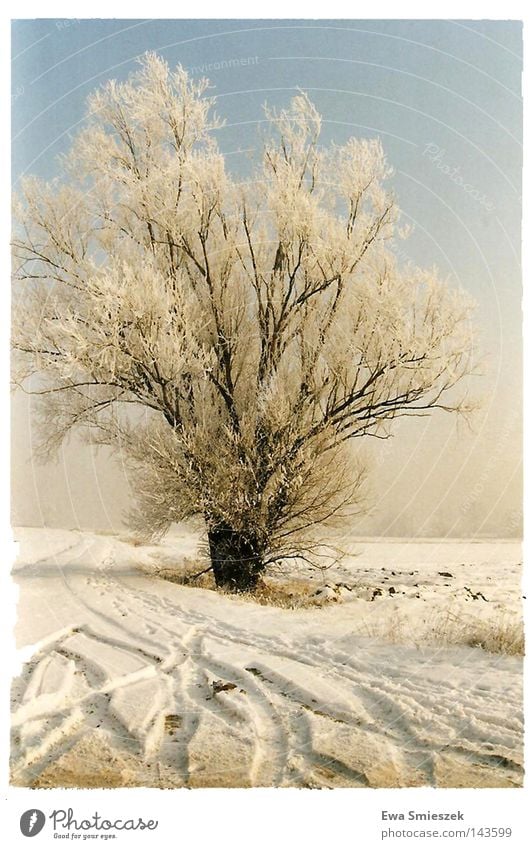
<box><xmin>13</xmin><ymin>54</ymin><xmax>477</xmax><ymax>589</ymax></box>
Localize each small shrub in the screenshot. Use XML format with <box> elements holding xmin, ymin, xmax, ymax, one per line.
<box><xmin>362</xmin><ymin>609</ymin><xmax>524</xmax><ymax>657</ymax></box>
<box><xmin>451</xmin><ymin>616</ymin><xmax>524</xmax><ymax>656</ymax></box>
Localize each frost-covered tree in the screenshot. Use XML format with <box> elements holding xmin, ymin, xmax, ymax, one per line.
<box><xmin>13</xmin><ymin>54</ymin><xmax>477</xmax><ymax>591</ymax></box>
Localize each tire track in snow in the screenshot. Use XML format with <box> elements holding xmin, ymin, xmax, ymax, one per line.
<box><xmin>12</xmin><ymin>534</ymin><xmax>523</xmax><ymax>788</ymax></box>
<box><xmin>101</xmin><ymin>568</ymin><xmax>523</xmax><ymax>785</ymax></box>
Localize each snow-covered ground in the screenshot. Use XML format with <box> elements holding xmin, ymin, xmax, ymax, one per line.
<box><xmin>10</xmin><ymin>527</ymin><xmax>523</xmax><ymax>788</ymax></box>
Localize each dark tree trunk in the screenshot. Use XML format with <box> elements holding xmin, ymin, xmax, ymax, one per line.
<box><xmin>207</xmin><ymin>525</ymin><xmax>264</xmax><ymax>592</ymax></box>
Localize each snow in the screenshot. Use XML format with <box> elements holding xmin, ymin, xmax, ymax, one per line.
<box><xmin>10</xmin><ymin>526</ymin><xmax>523</xmax><ymax>789</ymax></box>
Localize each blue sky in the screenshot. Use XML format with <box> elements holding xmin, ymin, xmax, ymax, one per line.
<box><xmin>11</xmin><ymin>19</ymin><xmax>523</xmax><ymax>537</ymax></box>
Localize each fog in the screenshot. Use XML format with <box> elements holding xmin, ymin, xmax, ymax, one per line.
<box><xmin>12</xmin><ymin>379</ymin><xmax>522</xmax><ymax>539</ymax></box>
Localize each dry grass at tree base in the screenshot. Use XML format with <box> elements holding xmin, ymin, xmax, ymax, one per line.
<box><xmin>144</xmin><ymin>558</ymin><xmax>334</xmax><ymax>609</ymax></box>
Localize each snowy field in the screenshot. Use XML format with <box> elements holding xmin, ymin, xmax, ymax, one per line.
<box><xmin>11</xmin><ymin>527</ymin><xmax>523</xmax><ymax>789</ymax></box>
